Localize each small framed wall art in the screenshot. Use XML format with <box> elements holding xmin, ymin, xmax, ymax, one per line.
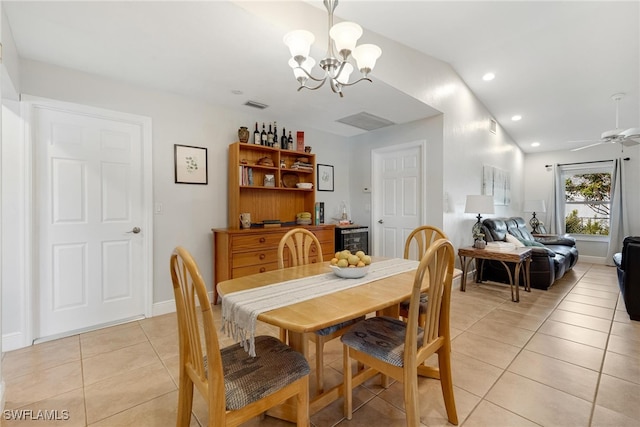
<box><xmin>174</xmin><ymin>144</ymin><xmax>208</xmax><ymax>184</ymax></box>
<box><xmin>317</xmin><ymin>164</ymin><xmax>334</xmax><ymax>192</ymax></box>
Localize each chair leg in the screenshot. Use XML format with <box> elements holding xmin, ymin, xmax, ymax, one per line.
<box><xmin>176</xmin><ymin>373</ymin><xmax>194</xmax><ymax>427</ymax></box>
<box><xmin>316</xmin><ymin>337</ymin><xmax>325</xmax><ymax>394</ymax></box>
<box><xmin>403</xmin><ymin>374</ymin><xmax>420</xmax><ymax>427</ymax></box>
<box><xmin>343</xmin><ymin>345</ymin><xmax>353</xmax><ymax>420</ymax></box>
<box><xmin>296</xmin><ymin>377</ymin><xmax>310</xmax><ymax>427</ymax></box>
<box><xmin>437</xmin><ymin>346</ymin><xmax>459</xmax><ymax>425</ymax></box>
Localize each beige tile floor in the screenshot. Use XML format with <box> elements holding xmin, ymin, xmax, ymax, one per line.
<box><xmin>3</xmin><ymin>262</ymin><xmax>639</xmax><ymax>426</ymax></box>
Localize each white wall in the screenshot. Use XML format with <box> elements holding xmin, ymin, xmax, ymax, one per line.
<box><xmin>524</xmin><ymin>144</ymin><xmax>640</xmax><ymax>260</ymax></box>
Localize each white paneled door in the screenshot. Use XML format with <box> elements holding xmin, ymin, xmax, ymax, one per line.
<box><xmin>34</xmin><ymin>103</ymin><xmax>150</xmax><ymax>340</ymax></box>
<box><xmin>372</xmin><ymin>142</ymin><xmax>425</xmax><ymax>258</ymax></box>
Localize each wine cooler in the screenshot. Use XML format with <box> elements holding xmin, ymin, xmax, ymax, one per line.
<box><xmin>335</xmin><ymin>225</ymin><xmax>369</xmax><ymax>254</ymax></box>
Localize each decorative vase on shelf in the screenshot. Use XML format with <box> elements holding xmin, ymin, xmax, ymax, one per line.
<box><xmin>238</xmin><ymin>126</ymin><xmax>249</xmax><ymax>143</ymax></box>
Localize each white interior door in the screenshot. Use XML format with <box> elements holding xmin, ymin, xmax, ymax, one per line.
<box><xmin>372</xmin><ymin>142</ymin><xmax>425</xmax><ymax>258</ymax></box>
<box><xmin>34</xmin><ymin>102</ymin><xmax>150</xmax><ymax>340</ymax></box>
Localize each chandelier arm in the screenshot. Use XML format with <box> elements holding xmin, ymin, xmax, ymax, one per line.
<box><xmin>335</xmin><ymin>76</ymin><xmax>373</xmax><ymax>88</ymax></box>
<box><xmin>297</xmin><ymin>77</ymin><xmax>329</xmax><ymax>92</ymax></box>
<box><xmin>293</xmin><ymin>66</ymin><xmax>327</xmax><ymax>83</ymax></box>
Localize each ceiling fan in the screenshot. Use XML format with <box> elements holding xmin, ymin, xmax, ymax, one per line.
<box><xmin>569</xmin><ymin>93</ymin><xmax>640</xmax><ymax>151</ymax></box>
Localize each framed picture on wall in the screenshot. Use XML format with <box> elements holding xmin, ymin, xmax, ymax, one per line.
<box><xmin>317</xmin><ymin>164</ymin><xmax>334</xmax><ymax>192</ymax></box>
<box><xmin>174</xmin><ymin>144</ymin><xmax>208</xmax><ymax>184</ymax></box>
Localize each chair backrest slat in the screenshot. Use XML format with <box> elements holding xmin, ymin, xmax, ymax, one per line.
<box><xmin>404</xmin><ymin>239</ymin><xmax>454</xmax><ymax>363</ymax></box>
<box><xmin>278</xmin><ymin>228</ymin><xmax>323</xmax><ymax>269</ymax></box>
<box><xmin>404</xmin><ymin>225</ymin><xmax>447</xmax><ymax>261</ymax></box>
<box><xmin>170</xmin><ymin>247</ymin><xmax>224</xmax><ymax>404</ymax></box>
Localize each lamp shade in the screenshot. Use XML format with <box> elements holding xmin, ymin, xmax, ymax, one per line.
<box><xmin>352</xmin><ymin>44</ymin><xmax>382</xmax><ymax>74</ymax></box>
<box><xmin>283</xmin><ymin>30</ymin><xmax>315</xmax><ymax>59</ymax></box>
<box><xmin>523</xmin><ymin>200</ymin><xmax>546</xmax><ymax>213</ymax></box>
<box><xmin>289</xmin><ymin>57</ymin><xmax>316</xmax><ymax>81</ymax></box>
<box><xmin>464</xmin><ymin>195</ymin><xmax>495</xmax><ymax>214</ymax></box>
<box><xmin>329</xmin><ymin>21</ymin><xmax>362</xmax><ymax>55</ymax></box>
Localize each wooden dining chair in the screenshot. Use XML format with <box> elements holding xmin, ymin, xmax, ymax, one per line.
<box><xmin>400</xmin><ymin>225</ymin><xmax>448</xmax><ymax>325</ymax></box>
<box><xmin>277</xmin><ymin>228</ymin><xmax>363</xmax><ymax>394</ymax></box>
<box><xmin>170</xmin><ymin>246</ymin><xmax>310</xmax><ymax>427</ymax></box>
<box><xmin>342</xmin><ymin>239</ymin><xmax>458</xmax><ymax>426</ymax></box>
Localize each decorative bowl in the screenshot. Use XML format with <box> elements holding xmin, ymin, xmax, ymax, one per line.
<box><xmin>296</xmin><ymin>183</ymin><xmax>313</xmax><ymax>189</ymax></box>
<box><xmin>330</xmin><ymin>265</ymin><xmax>369</xmax><ymax>279</ymax></box>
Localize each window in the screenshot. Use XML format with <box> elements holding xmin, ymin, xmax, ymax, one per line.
<box><xmin>561</xmin><ymin>165</ymin><xmax>612</xmax><ymax>236</ymax></box>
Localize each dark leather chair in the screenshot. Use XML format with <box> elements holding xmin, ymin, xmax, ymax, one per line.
<box><xmin>479</xmin><ymin>217</ymin><xmax>579</xmax><ymax>290</ymax></box>
<box><xmin>613</xmin><ymin>236</ymin><xmax>640</xmax><ymax>321</ymax></box>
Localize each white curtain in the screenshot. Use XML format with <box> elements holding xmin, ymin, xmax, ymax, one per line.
<box><xmin>605</xmin><ymin>158</ymin><xmax>628</xmax><ymax>265</ymax></box>
<box><xmin>548</xmin><ymin>163</ymin><xmax>564</xmax><ymax>234</ymax></box>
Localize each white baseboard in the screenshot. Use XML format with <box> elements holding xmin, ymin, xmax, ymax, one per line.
<box><xmin>578</xmin><ymin>256</ymin><xmax>607</xmax><ymax>265</ymax></box>
<box><xmin>151</xmin><ymin>299</ymin><xmax>176</xmax><ymax>317</ymax></box>
<box><xmin>2</xmin><ymin>332</ymin><xmax>25</xmax><ymax>352</ymax></box>
<box><xmin>151</xmin><ymin>291</ymin><xmax>215</xmax><ymax>317</ymax></box>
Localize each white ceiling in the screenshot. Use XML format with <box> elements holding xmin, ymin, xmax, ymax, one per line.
<box><xmin>4</xmin><ymin>1</ymin><xmax>639</xmax><ymax>153</ymax></box>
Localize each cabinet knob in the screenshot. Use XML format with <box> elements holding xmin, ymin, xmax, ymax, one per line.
<box><xmin>259</xmin><ymin>267</ymin><xmax>266</xmax><ymax>273</ymax></box>
<box><xmin>259</xmin><ymin>237</ymin><xmax>266</xmax><ymax>243</ymax></box>
<box><xmin>259</xmin><ymin>254</ymin><xmax>265</xmax><ymax>260</ymax></box>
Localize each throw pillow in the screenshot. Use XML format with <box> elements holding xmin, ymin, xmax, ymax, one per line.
<box><xmin>515</xmin><ymin>236</ymin><xmax>545</xmax><ymax>247</ymax></box>
<box><xmin>505</xmin><ymin>233</ymin><xmax>525</xmax><ymax>248</ymax></box>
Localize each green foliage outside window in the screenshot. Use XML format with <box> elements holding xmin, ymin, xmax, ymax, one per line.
<box><xmin>564</xmin><ymin>172</ymin><xmax>611</xmax><ymax>235</ymax></box>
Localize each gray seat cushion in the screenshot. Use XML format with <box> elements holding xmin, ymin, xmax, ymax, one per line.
<box><xmin>341</xmin><ymin>316</ymin><xmax>423</xmax><ymax>367</ymax></box>
<box><xmin>216</xmin><ymin>335</ymin><xmax>310</xmax><ymax>410</ymax></box>
<box><xmin>399</xmin><ymin>294</ymin><xmax>428</xmax><ymax>314</ymax></box>
<box><xmin>316</xmin><ymin>316</ymin><xmax>365</xmax><ymax>336</ymax></box>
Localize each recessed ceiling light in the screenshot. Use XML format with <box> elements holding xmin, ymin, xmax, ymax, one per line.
<box><xmin>531</xmin><ymin>142</ymin><xmax>540</xmax><ymax>147</ymax></box>
<box><xmin>511</xmin><ymin>115</ymin><xmax>522</xmax><ymax>121</ymax></box>
<box><xmin>482</xmin><ymin>72</ymin><xmax>495</xmax><ymax>81</ymax></box>
<box><xmin>231</xmin><ymin>90</ymin><xmax>243</xmax><ymax>95</ymax></box>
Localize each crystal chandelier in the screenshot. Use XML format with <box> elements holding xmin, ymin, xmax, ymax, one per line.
<box><xmin>283</xmin><ymin>0</ymin><xmax>382</xmax><ymax>97</ymax></box>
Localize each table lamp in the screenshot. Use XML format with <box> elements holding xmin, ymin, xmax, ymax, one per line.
<box><xmin>464</xmin><ymin>195</ymin><xmax>495</xmax><ymax>239</ymax></box>
<box><xmin>523</xmin><ymin>200</ymin><xmax>546</xmax><ymax>233</ymax></box>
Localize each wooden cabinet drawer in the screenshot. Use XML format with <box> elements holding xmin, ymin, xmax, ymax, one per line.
<box><xmin>233</xmin><ymin>262</ymin><xmax>280</xmax><ymax>277</ymax></box>
<box><xmin>233</xmin><ymin>249</ymin><xmax>279</xmax><ymax>268</ymax></box>
<box><xmin>231</xmin><ymin>233</ymin><xmax>282</xmax><ymax>251</ymax></box>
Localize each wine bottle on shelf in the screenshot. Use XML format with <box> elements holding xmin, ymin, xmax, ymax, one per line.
<box><xmin>261</xmin><ymin>123</ymin><xmax>267</xmax><ymax>146</ymax></box>
<box><xmin>281</xmin><ymin>127</ymin><xmax>288</xmax><ymax>148</ymax></box>
<box><xmin>253</xmin><ymin>122</ymin><xmax>260</xmax><ymax>145</ymax></box>
<box><xmin>267</xmin><ymin>123</ymin><xmax>274</xmax><ymax>146</ymax></box>
<box><xmin>273</xmin><ymin>122</ymin><xmax>279</xmax><ymax>148</ymax></box>
<box><xmin>287</xmin><ymin>131</ymin><xmax>294</xmax><ymax>150</ymax></box>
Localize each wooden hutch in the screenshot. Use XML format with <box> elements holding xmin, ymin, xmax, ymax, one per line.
<box><xmin>212</xmin><ymin>142</ymin><xmax>335</xmax><ymax>304</ymax></box>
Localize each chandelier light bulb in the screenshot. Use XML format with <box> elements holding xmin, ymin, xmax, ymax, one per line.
<box><xmin>283</xmin><ymin>30</ymin><xmax>315</xmax><ymax>62</ymax></box>
<box><xmin>329</xmin><ymin>21</ymin><xmax>362</xmax><ymax>59</ymax></box>
<box><xmin>336</xmin><ymin>62</ymin><xmax>354</xmax><ymax>84</ymax></box>
<box><xmin>352</xmin><ymin>44</ymin><xmax>382</xmax><ymax>76</ymax></box>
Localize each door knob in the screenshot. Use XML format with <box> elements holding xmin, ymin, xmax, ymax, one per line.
<box><xmin>127</xmin><ymin>227</ymin><xmax>141</xmax><ymax>234</ymax></box>
<box><xmin>378</xmin><ymin>219</ymin><xmax>384</xmax><ymax>224</ymax></box>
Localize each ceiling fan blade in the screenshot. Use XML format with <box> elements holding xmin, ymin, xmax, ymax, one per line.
<box><xmin>570</xmin><ymin>142</ymin><xmax>605</xmax><ymax>152</ymax></box>
<box><xmin>621</xmin><ymin>138</ymin><xmax>640</xmax><ymax>147</ymax></box>
<box><xmin>567</xmin><ymin>139</ymin><xmax>601</xmax><ymax>143</ymax></box>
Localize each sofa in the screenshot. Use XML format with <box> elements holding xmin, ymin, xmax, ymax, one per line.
<box><xmin>613</xmin><ymin>236</ymin><xmax>640</xmax><ymax>321</ymax></box>
<box><xmin>479</xmin><ymin>217</ymin><xmax>579</xmax><ymax>290</ymax></box>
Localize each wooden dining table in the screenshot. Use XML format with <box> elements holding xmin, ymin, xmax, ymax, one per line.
<box><xmin>217</xmin><ymin>259</ymin><xmax>461</xmax><ymax>421</ymax></box>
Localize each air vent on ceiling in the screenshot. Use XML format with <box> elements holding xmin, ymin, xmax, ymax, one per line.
<box><xmin>336</xmin><ymin>112</ymin><xmax>395</xmax><ymax>131</ymax></box>
<box><xmin>244</xmin><ymin>100</ymin><xmax>268</xmax><ymax>110</ymax></box>
<box><xmin>489</xmin><ymin>118</ymin><xmax>497</xmax><ymax>134</ymax></box>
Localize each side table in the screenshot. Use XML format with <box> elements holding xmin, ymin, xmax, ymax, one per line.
<box><xmin>458</xmin><ymin>246</ymin><xmax>532</xmax><ymax>302</ymax></box>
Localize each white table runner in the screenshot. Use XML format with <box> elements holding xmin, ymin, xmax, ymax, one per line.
<box><xmin>221</xmin><ymin>258</ymin><xmax>419</xmax><ymax>356</ymax></box>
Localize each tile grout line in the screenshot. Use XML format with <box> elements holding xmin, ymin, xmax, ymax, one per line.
<box><xmin>460</xmin><ymin>266</ymin><xmax>590</xmax><ymax>426</ymax></box>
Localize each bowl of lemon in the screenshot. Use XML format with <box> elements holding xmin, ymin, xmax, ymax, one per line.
<box><xmin>329</xmin><ymin>250</ymin><xmax>372</xmax><ymax>279</ymax></box>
